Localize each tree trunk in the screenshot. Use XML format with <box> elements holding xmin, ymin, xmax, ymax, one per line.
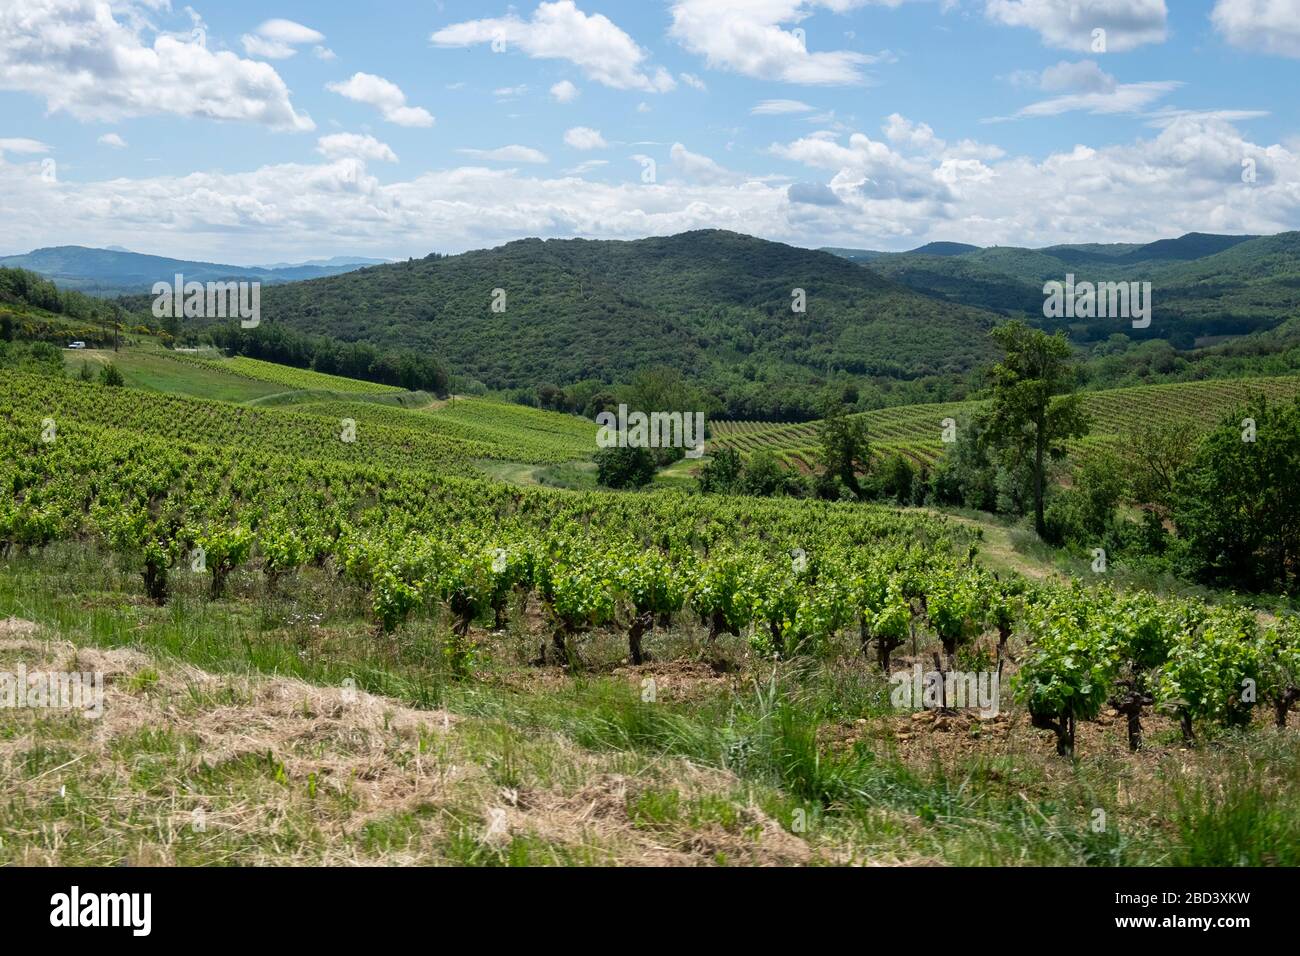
<box><xmin>628</xmin><ymin>611</ymin><xmax>652</xmax><ymax>665</ymax></box>
<box><xmin>1033</xmin><ymin>430</ymin><xmax>1046</xmax><ymax>538</ymax></box>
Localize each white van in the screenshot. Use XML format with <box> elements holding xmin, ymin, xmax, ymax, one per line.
<box><xmin>68</xmin><ymin>341</ymin><xmax>86</xmax><ymax>349</ymax></box>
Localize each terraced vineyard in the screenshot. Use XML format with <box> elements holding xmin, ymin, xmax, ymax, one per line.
<box><xmin>712</xmin><ymin>375</ymin><xmax>1300</xmax><ymax>471</ymax></box>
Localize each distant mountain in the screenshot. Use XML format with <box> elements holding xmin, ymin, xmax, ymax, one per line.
<box><xmin>245</xmin><ymin>230</ymin><xmax>1003</xmax><ymax>420</ymax></box>
<box><xmin>1115</xmin><ymin>232</ymin><xmax>1258</xmax><ymax>263</ymax></box>
<box><xmin>254</xmin><ymin>255</ymin><xmax>392</xmax><ymax>270</ymax></box>
<box><xmin>818</xmin><ymin>241</ymin><xmax>978</xmax><ymax>260</ymax></box>
<box><xmin>908</xmin><ymin>241</ymin><xmax>980</xmax><ymax>257</ymax></box>
<box><xmin>821</xmin><ymin>232</ymin><xmax>1300</xmax><ymax>347</ymax></box>
<box><xmin>0</xmin><ymin>246</ymin><xmax>380</xmax><ymax>295</ymax></box>
<box><xmin>818</xmin><ymin>246</ymin><xmax>888</xmax><ymax>262</ymax></box>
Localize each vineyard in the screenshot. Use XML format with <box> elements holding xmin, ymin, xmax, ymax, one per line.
<box><xmin>711</xmin><ymin>375</ymin><xmax>1300</xmax><ymax>470</ymax></box>
<box><xmin>3</xmin><ymin>361</ymin><xmax>1300</xmax><ymax>866</ymax></box>
<box><xmin>3</xmin><ymin>369</ymin><xmax>1298</xmax><ymax>761</ymax></box>
<box><xmin>287</xmin><ymin>395</ymin><xmax>599</xmax><ymax>465</ymax></box>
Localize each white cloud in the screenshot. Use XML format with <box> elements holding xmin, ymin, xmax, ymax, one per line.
<box><xmin>0</xmin><ymin>137</ymin><xmax>51</xmax><ymax>155</ymax></box>
<box><xmin>985</xmin><ymin>0</ymin><xmax>1168</xmax><ymax>52</ymax></box>
<box><xmin>550</xmin><ymin>80</ymin><xmax>580</xmax><ymax>102</ymax></box>
<box><xmin>1211</xmin><ymin>0</ymin><xmax>1300</xmax><ymax>57</ymax></box>
<box><xmin>457</xmin><ymin>145</ymin><xmax>550</xmax><ymax>163</ymax></box>
<box><xmin>679</xmin><ymin>72</ymin><xmax>708</xmax><ymax>90</ymax></box>
<box><xmin>2</xmin><ymin>114</ymin><xmax>1296</xmax><ymax>263</ymax></box>
<box><xmin>97</xmin><ymin>133</ymin><xmax>128</xmax><ymax>149</ymax></box>
<box><xmin>0</xmin><ymin>0</ymin><xmax>314</xmax><ymax>131</ymax></box>
<box><xmin>993</xmin><ymin>60</ymin><xmax>1180</xmax><ymax>119</ymax></box>
<box><xmin>669</xmin><ymin>0</ymin><xmax>893</xmax><ymax>85</ymax></box>
<box><xmin>327</xmin><ymin>73</ymin><xmax>435</xmax><ymax>127</ymax></box>
<box><xmin>1009</xmin><ymin>80</ymin><xmax>1179</xmax><ymax>118</ymax></box>
<box><xmin>563</xmin><ymin>158</ymin><xmax>609</xmax><ymax>174</ymax></box>
<box><xmin>314</xmin><ymin>46</ymin><xmax>337</xmax><ymax>61</ymax></box>
<box><xmin>317</xmin><ymin>133</ymin><xmax>398</xmax><ymax>163</ymax></box>
<box><xmin>495</xmin><ymin>85</ymin><xmax>529</xmax><ymax>97</ymax></box>
<box><xmin>564</xmin><ymin>126</ymin><xmax>608</xmax><ymax>149</ymax></box>
<box><xmin>432</xmin><ymin>1</ymin><xmax>675</xmax><ymax>93</ymax></box>
<box><xmin>670</xmin><ymin>142</ymin><xmax>744</xmax><ymax>184</ymax></box>
<box><xmin>242</xmin><ymin>19</ymin><xmax>325</xmax><ymax>59</ymax></box>
<box><xmin>258</xmin><ymin>19</ymin><xmax>326</xmax><ymax>44</ymax></box>
<box><xmin>882</xmin><ymin>114</ymin><xmax>943</xmax><ymax>152</ymax></box>
<box><xmin>752</xmin><ymin>99</ymin><xmax>816</xmax><ymax>115</ymax></box>
<box><xmin>1040</xmin><ymin>58</ymin><xmax>1115</xmax><ymax>93</ymax></box>
<box><xmin>1145</xmin><ymin>107</ymin><xmax>1270</xmax><ymax>127</ymax></box>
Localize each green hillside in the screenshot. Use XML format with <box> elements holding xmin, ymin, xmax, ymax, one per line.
<box><xmin>247</xmin><ymin>230</ymin><xmax>1002</xmax><ymax>420</ymax></box>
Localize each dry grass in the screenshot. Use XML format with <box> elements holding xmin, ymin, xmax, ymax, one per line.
<box><xmin>0</xmin><ymin>624</ymin><xmax>821</xmax><ymax>866</ymax></box>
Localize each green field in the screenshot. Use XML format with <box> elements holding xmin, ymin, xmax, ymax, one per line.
<box><xmin>169</xmin><ymin>353</ymin><xmax>408</xmax><ymax>394</ymax></box>
<box><xmin>62</xmin><ymin>348</ymin><xmax>285</xmax><ymax>402</ymax></box>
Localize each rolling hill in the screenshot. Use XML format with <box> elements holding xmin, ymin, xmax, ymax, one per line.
<box><xmin>246</xmin><ymin>230</ymin><xmax>1004</xmax><ymax>421</ymax></box>
<box><xmin>0</xmin><ymin>246</ymin><xmax>384</xmax><ymax>295</ymax></box>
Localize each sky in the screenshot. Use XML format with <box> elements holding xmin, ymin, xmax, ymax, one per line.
<box><xmin>1</xmin><ymin>0</ymin><xmax>1298</xmax><ymax>264</ymax></box>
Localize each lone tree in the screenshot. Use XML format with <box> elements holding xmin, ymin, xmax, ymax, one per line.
<box><xmin>985</xmin><ymin>322</ymin><xmax>1088</xmax><ymax>538</ymax></box>
<box><xmin>818</xmin><ymin>405</ymin><xmax>871</xmax><ymax>498</ymax></box>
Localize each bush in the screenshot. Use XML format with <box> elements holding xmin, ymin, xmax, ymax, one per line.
<box><xmin>99</xmin><ymin>362</ymin><xmax>125</xmax><ymax>387</ymax></box>
<box><xmin>595</xmin><ymin>446</ymin><xmax>655</xmax><ymax>489</ymax></box>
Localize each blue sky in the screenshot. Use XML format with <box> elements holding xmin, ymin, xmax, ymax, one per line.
<box><xmin>1</xmin><ymin>0</ymin><xmax>1298</xmax><ymax>263</ymax></box>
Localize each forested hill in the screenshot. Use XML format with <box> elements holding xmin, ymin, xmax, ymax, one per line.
<box><xmin>252</xmin><ymin>230</ymin><xmax>1003</xmax><ymax>420</ymax></box>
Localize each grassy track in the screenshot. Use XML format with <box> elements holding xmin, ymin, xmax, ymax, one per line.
<box><xmin>61</xmin><ymin>348</ymin><xmax>283</xmax><ymax>403</ymax></box>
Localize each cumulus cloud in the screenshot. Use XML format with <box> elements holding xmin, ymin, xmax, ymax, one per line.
<box><xmin>1211</xmin><ymin>0</ymin><xmax>1300</xmax><ymax>57</ymax></box>
<box><xmin>432</xmin><ymin>1</ymin><xmax>675</xmax><ymax>93</ymax></box>
<box><xmin>985</xmin><ymin>0</ymin><xmax>1168</xmax><ymax>52</ymax></box>
<box><xmin>316</xmin><ymin>133</ymin><xmax>398</xmax><ymax>163</ymax></box>
<box><xmin>669</xmin><ymin>0</ymin><xmax>895</xmax><ymax>85</ymax></box>
<box><xmin>788</xmin><ymin>181</ymin><xmax>842</xmax><ymax>205</ymax></box>
<box><xmin>2</xmin><ymin>115</ymin><xmax>1296</xmax><ymax>262</ymax></box>
<box><xmin>457</xmin><ymin>145</ymin><xmax>550</xmax><ymax>163</ymax></box>
<box><xmin>564</xmin><ymin>127</ymin><xmax>608</xmax><ymax>150</ymax></box>
<box><xmin>0</xmin><ymin>0</ymin><xmax>314</xmax><ymax>131</ymax></box>
<box><xmin>326</xmin><ymin>73</ymin><xmax>435</xmax><ymax>127</ymax></box>
<box><xmin>670</xmin><ymin>143</ymin><xmax>744</xmax><ymax>184</ymax></box>
<box><xmin>97</xmin><ymin>133</ymin><xmax>128</xmax><ymax>149</ymax></box>
<box><xmin>550</xmin><ymin>80</ymin><xmax>580</xmax><ymax>102</ymax></box>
